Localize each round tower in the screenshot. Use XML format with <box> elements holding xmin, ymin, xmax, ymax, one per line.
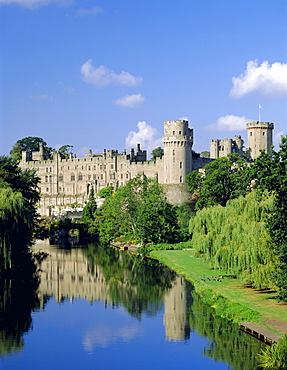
<box><xmin>246</xmin><ymin>121</ymin><xmax>274</xmax><ymax>160</ymax></box>
<box><xmin>162</xmin><ymin>120</ymin><xmax>193</xmax><ymax>184</ymax></box>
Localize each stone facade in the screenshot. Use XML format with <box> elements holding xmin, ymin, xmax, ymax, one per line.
<box><xmin>210</xmin><ymin>121</ymin><xmax>274</xmax><ymax>160</ymax></box>
<box><xmin>20</xmin><ymin>119</ymin><xmax>274</xmax><ymax>216</ymax></box>
<box><xmin>20</xmin><ymin>120</ymin><xmax>194</xmax><ymax>216</ymax></box>
<box><xmin>246</xmin><ymin>121</ymin><xmax>274</xmax><ymax>160</ymax></box>
<box><xmin>210</xmin><ymin>135</ymin><xmax>244</xmax><ymax>159</ymax></box>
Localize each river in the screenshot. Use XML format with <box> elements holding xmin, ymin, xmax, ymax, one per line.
<box><xmin>0</xmin><ymin>242</ymin><xmax>265</xmax><ymax>369</ymax></box>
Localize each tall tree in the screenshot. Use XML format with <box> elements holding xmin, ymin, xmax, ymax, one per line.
<box><xmin>10</xmin><ymin>137</ymin><xmax>52</xmax><ymax>162</ymax></box>
<box><xmin>0</xmin><ymin>156</ymin><xmax>40</xmax><ymax>272</ymax></box>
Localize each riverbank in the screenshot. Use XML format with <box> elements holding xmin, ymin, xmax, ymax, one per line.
<box><xmin>150</xmin><ymin>249</ymin><xmax>287</xmax><ymax>336</ymax></box>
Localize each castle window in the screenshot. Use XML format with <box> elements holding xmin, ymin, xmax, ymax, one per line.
<box><xmin>81</xmin><ymin>166</ymin><xmax>84</xmax><ymax>170</ymax></box>
<box><xmin>121</xmin><ymin>174</ymin><xmax>123</xmax><ymax>179</ymax></box>
<box><xmin>67</xmin><ymin>166</ymin><xmax>69</xmax><ymax>170</ymax></box>
<box><xmin>179</xmin><ymin>131</ymin><xmax>182</xmax><ymax>135</ymax></box>
<box><xmin>71</xmin><ymin>173</ymin><xmax>75</xmax><ymax>181</ymax></box>
<box><xmin>46</xmin><ymin>188</ymin><xmax>49</xmax><ymax>192</ymax></box>
<box><xmin>59</xmin><ymin>173</ymin><xmax>63</xmax><ymax>181</ymax></box>
<box><xmin>263</xmin><ymin>132</ymin><xmax>265</xmax><ymax>136</ymax></box>
<box><xmin>250</xmin><ymin>132</ymin><xmax>252</xmax><ymax>136</ymax></box>
<box><xmin>94</xmin><ymin>165</ymin><xmax>96</xmax><ymax>170</ymax></box>
<box><xmin>180</xmin><ymin>176</ymin><xmax>183</xmax><ymax>183</ymax></box>
<box><xmin>173</xmin><ymin>131</ymin><xmax>175</xmax><ymax>135</ymax></box>
<box><xmin>49</xmin><ymin>175</ymin><xmax>52</xmax><ymax>182</ymax></box>
<box><xmin>78</xmin><ymin>172</ymin><xmax>83</xmax><ymax>181</ymax></box>
<box><xmin>50</xmin><ymin>167</ymin><xmax>52</xmax><ymax>172</ymax></box>
<box><xmin>101</xmin><ymin>174</ymin><xmax>103</xmax><ymax>179</ymax></box>
<box><xmin>126</xmin><ymin>173</ymin><xmax>129</xmax><ymax>179</ymax></box>
<box><xmin>88</xmin><ymin>166</ymin><xmax>90</xmax><ymax>170</ymax></box>
<box><xmin>45</xmin><ymin>176</ymin><xmax>48</xmax><ymax>182</ymax></box>
<box><xmin>179</xmin><ymin>162</ymin><xmax>182</xmax><ymax>169</ymax></box>
<box><xmin>46</xmin><ymin>168</ymin><xmax>49</xmax><ymax>172</ymax></box>
<box><xmin>111</xmin><ymin>164</ymin><xmax>114</xmax><ymax>169</ymax></box>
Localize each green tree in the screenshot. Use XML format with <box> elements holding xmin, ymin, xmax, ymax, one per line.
<box><xmin>200</xmin><ymin>151</ymin><xmax>210</xmax><ymax>158</ymax></box>
<box><xmin>95</xmin><ymin>175</ymin><xmax>179</xmax><ymax>244</ymax></box>
<box><xmin>97</xmin><ymin>185</ymin><xmax>113</xmax><ymax>198</ymax></box>
<box><xmin>10</xmin><ymin>137</ymin><xmax>52</xmax><ymax>162</ymax></box>
<box><xmin>82</xmin><ymin>187</ymin><xmax>97</xmax><ymax>223</ymax></box>
<box><xmin>58</xmin><ymin>145</ymin><xmax>74</xmax><ymax>159</ymax></box>
<box><xmin>151</xmin><ymin>147</ymin><xmax>164</xmax><ymax>160</ymax></box>
<box><xmin>0</xmin><ymin>156</ymin><xmax>40</xmax><ymax>272</ymax></box>
<box><xmin>188</xmin><ymin>154</ymin><xmax>250</xmax><ymax>210</ymax></box>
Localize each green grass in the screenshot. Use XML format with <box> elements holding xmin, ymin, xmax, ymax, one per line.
<box><xmin>150</xmin><ymin>249</ymin><xmax>287</xmax><ymax>335</ymax></box>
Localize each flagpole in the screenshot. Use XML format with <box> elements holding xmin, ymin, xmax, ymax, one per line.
<box><xmin>258</xmin><ymin>104</ymin><xmax>262</xmax><ymax>122</ymax></box>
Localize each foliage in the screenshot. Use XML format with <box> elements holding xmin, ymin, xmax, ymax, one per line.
<box><xmin>175</xmin><ymin>202</ymin><xmax>195</xmax><ymax>240</ymax></box>
<box><xmin>151</xmin><ymin>146</ymin><xmax>164</xmax><ymax>160</ymax></box>
<box><xmin>200</xmin><ymin>151</ymin><xmax>210</xmax><ymax>158</ymax></box>
<box><xmin>95</xmin><ymin>175</ymin><xmax>180</xmax><ymax>245</ymax></box>
<box><xmin>10</xmin><ymin>137</ymin><xmax>52</xmax><ymax>162</ymax></box>
<box><xmin>188</xmin><ymin>153</ymin><xmax>251</xmax><ymax>210</ymax></box>
<box><xmin>82</xmin><ymin>187</ymin><xmax>97</xmax><ymax>223</ymax></box>
<box><xmin>0</xmin><ymin>156</ymin><xmax>40</xmax><ymax>272</ymax></box>
<box><xmin>57</xmin><ymin>145</ymin><xmax>74</xmax><ymax>159</ymax></box>
<box><xmin>189</xmin><ymin>191</ymin><xmax>276</xmax><ymax>288</ymax></box>
<box><xmin>97</xmin><ymin>185</ymin><xmax>114</xmax><ymax>198</ymax></box>
<box><xmin>258</xmin><ymin>334</ymin><xmax>287</xmax><ymax>369</ymax></box>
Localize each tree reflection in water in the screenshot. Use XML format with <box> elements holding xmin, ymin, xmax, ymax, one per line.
<box><xmin>0</xmin><ymin>250</ymin><xmax>41</xmax><ymax>357</ymax></box>
<box><xmin>0</xmin><ymin>242</ymin><xmax>267</xmax><ymax>369</ymax></box>
<box><xmin>188</xmin><ymin>290</ymin><xmax>266</xmax><ymax>370</ymax></box>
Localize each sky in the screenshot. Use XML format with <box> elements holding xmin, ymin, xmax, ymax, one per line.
<box><xmin>1</xmin><ymin>0</ymin><xmax>287</xmax><ymax>158</ymax></box>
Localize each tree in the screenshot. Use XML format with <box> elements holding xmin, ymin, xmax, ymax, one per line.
<box><xmin>151</xmin><ymin>147</ymin><xmax>164</xmax><ymax>160</ymax></box>
<box><xmin>58</xmin><ymin>145</ymin><xmax>74</xmax><ymax>159</ymax></box>
<box><xmin>187</xmin><ymin>154</ymin><xmax>251</xmax><ymax>210</ymax></box>
<box><xmin>95</xmin><ymin>175</ymin><xmax>180</xmax><ymax>245</ymax></box>
<box><xmin>82</xmin><ymin>187</ymin><xmax>97</xmax><ymax>223</ymax></box>
<box><xmin>97</xmin><ymin>185</ymin><xmax>113</xmax><ymax>198</ymax></box>
<box><xmin>0</xmin><ymin>156</ymin><xmax>40</xmax><ymax>272</ymax></box>
<box><xmin>200</xmin><ymin>151</ymin><xmax>210</xmax><ymax>158</ymax></box>
<box><xmin>10</xmin><ymin>137</ymin><xmax>52</xmax><ymax>162</ymax></box>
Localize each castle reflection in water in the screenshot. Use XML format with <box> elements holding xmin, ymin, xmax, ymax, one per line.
<box><xmin>34</xmin><ymin>242</ymin><xmax>190</xmax><ymax>342</ymax></box>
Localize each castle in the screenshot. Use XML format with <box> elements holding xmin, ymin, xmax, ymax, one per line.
<box><xmin>20</xmin><ymin>119</ymin><xmax>274</xmax><ymax>216</ymax></box>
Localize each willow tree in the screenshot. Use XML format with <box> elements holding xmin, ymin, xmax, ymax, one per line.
<box><xmin>189</xmin><ymin>191</ymin><xmax>276</xmax><ymax>288</ymax></box>
<box><xmin>0</xmin><ymin>156</ymin><xmax>40</xmax><ymax>273</ymax></box>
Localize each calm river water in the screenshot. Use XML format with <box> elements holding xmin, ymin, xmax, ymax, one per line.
<box><xmin>1</xmin><ymin>242</ymin><xmax>265</xmax><ymax>370</ymax></box>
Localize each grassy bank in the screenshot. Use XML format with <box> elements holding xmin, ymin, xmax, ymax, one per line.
<box><xmin>150</xmin><ymin>249</ymin><xmax>287</xmax><ymax>336</ymax></box>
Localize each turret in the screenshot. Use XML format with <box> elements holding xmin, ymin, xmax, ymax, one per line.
<box><xmin>246</xmin><ymin>121</ymin><xmax>274</xmax><ymax>160</ymax></box>
<box><xmin>162</xmin><ymin>120</ymin><xmax>193</xmax><ymax>184</ymax></box>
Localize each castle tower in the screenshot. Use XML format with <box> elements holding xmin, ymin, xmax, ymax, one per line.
<box><xmin>246</xmin><ymin>121</ymin><xmax>274</xmax><ymax>160</ymax></box>
<box><xmin>162</xmin><ymin>120</ymin><xmax>193</xmax><ymax>184</ymax></box>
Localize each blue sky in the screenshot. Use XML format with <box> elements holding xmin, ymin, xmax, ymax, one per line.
<box><xmin>1</xmin><ymin>0</ymin><xmax>287</xmax><ymax>158</ymax></box>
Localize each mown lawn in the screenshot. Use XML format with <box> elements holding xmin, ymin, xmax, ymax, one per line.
<box><xmin>150</xmin><ymin>249</ymin><xmax>287</xmax><ymax>335</ymax></box>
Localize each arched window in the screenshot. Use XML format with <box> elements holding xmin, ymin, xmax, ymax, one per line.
<box><xmin>59</xmin><ymin>173</ymin><xmax>63</xmax><ymax>182</ymax></box>
<box><xmin>78</xmin><ymin>172</ymin><xmax>83</xmax><ymax>181</ymax></box>
<box><xmin>71</xmin><ymin>172</ymin><xmax>75</xmax><ymax>181</ymax></box>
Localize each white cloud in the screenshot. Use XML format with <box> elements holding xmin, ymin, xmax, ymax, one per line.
<box><xmin>76</xmin><ymin>7</ymin><xmax>102</xmax><ymax>17</ymax></box>
<box><xmin>125</xmin><ymin>121</ymin><xmax>162</xmax><ymax>156</ymax></box>
<box><xmin>115</xmin><ymin>94</ymin><xmax>144</xmax><ymax>108</ymax></box>
<box><xmin>30</xmin><ymin>94</ymin><xmax>54</xmax><ymax>102</ymax></box>
<box><xmin>230</xmin><ymin>60</ymin><xmax>287</xmax><ymax>98</ymax></box>
<box><xmin>204</xmin><ymin>115</ymin><xmax>253</xmax><ymax>132</ymax></box>
<box><xmin>0</xmin><ymin>0</ymin><xmax>71</xmax><ymax>8</ymax></box>
<box><xmin>80</xmin><ymin>60</ymin><xmax>143</xmax><ymax>87</ymax></box>
<box><xmin>64</xmin><ymin>86</ymin><xmax>74</xmax><ymax>93</ymax></box>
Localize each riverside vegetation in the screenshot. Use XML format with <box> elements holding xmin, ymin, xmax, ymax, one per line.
<box><xmin>1</xmin><ymin>135</ymin><xmax>287</xmax><ymax>368</ymax></box>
